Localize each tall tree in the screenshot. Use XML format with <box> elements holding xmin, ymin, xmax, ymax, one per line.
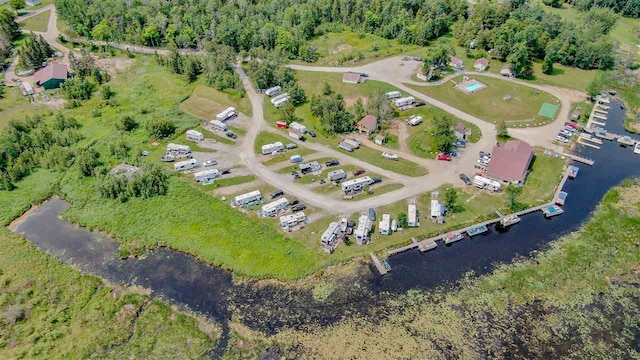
<box><xmin>431</xmin><ymin>115</ymin><xmax>456</xmax><ymax>153</ymax></box>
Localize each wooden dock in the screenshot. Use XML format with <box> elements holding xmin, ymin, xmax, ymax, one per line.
<box><xmin>561</xmin><ymin>152</ymin><xmax>595</xmax><ymax>165</ymax></box>
<box><xmin>370</xmin><ymin>253</ymin><xmax>388</xmax><ymax>276</ymax></box>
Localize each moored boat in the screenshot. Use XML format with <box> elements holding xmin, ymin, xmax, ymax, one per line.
<box><xmin>467</xmin><ymin>225</ymin><xmax>488</xmax><ymax>237</ymax></box>
<box><xmin>443</xmin><ymin>232</ymin><xmax>464</xmax><ymax>244</ymax></box>
<box><xmin>499</xmin><ymin>214</ymin><xmax>521</xmax><ymax>228</ymax></box>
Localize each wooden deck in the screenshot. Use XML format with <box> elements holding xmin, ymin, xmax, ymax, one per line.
<box><xmin>370</xmin><ymin>253</ymin><xmax>388</xmax><ymax>275</ymax></box>
<box><xmin>562</xmin><ymin>152</ymin><xmax>595</xmax><ymax>165</ymax></box>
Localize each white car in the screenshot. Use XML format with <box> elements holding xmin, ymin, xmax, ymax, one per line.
<box><xmin>382</xmin><ymin>152</ymin><xmax>399</xmax><ymax>160</ymax></box>
<box><xmin>564</xmin><ymin>126</ymin><xmax>577</xmax><ymax>132</ymax></box>
<box><xmin>203</xmin><ymin>160</ymin><xmax>217</xmax><ymax>167</ymax></box>
<box><xmin>556</xmin><ymin>136</ymin><xmax>569</xmax><ymax>143</ymax></box>
<box><xmin>559</xmin><ymin>130</ymin><xmax>572</xmax><ymax>137</ymax></box>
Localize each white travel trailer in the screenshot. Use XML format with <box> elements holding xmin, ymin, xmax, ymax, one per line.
<box><xmin>279</xmin><ymin>212</ymin><xmax>307</xmax><ymax>229</ymax></box>
<box><xmin>232</xmin><ymin>190</ymin><xmax>262</xmax><ymax>207</ymax></box>
<box><xmin>215</xmin><ymin>107</ymin><xmax>237</xmax><ymax>122</ymax></box>
<box><xmin>261</xmin><ymin>142</ymin><xmax>284</xmax><ymax>155</ymax></box>
<box><xmin>327</xmin><ymin>169</ymin><xmax>347</xmax><ymax>182</ymax></box>
<box><xmin>407</xmin><ymin>203</ymin><xmax>419</xmax><ymax>227</ymax></box>
<box><xmin>186</xmin><ymin>129</ymin><xmax>204</xmax><ymax>142</ymax></box>
<box><xmin>272</xmin><ymin>97</ymin><xmax>289</xmax><ymax>108</ymax></box>
<box><xmin>265</xmin><ymin>86</ymin><xmax>282</xmax><ymax>97</ymax></box>
<box><xmin>271</xmin><ymin>92</ymin><xmax>290</xmax><ymax>104</ymax></box>
<box><xmin>474</xmin><ymin>175</ymin><xmax>502</xmax><ymax>192</ymax></box>
<box><xmin>194</xmin><ymin>169</ymin><xmax>220</xmax><ymax>183</ymax></box>
<box><xmin>394</xmin><ymin>96</ymin><xmax>415</xmax><ymax>108</ymax></box>
<box><xmin>209</xmin><ymin>119</ymin><xmax>227</xmax><ymax>131</ymax></box>
<box><xmin>354</xmin><ymin>214</ymin><xmax>372</xmax><ymax>245</ymax></box>
<box><xmin>339</xmin><ymin>141</ymin><xmax>355</xmax><ymax>152</ymax></box>
<box><xmin>342</xmin><ymin>139</ymin><xmax>360</xmax><ymax>149</ymax></box>
<box><xmin>260</xmin><ymin>197</ymin><xmax>289</xmax><ymax>217</ymax></box>
<box><xmin>341</xmin><ymin>176</ymin><xmax>373</xmax><ymax>194</ymax></box>
<box><xmin>379</xmin><ymin>213</ymin><xmax>391</xmax><ymax>235</ymax></box>
<box><xmin>408</xmin><ymin>115</ymin><xmax>423</xmax><ymax>126</ymax></box>
<box><xmin>166</xmin><ymin>143</ymin><xmax>191</xmax><ymax>158</ymax></box>
<box><xmin>174</xmin><ymin>159</ymin><xmax>198</xmax><ymax>172</ymax></box>
<box><xmin>385</xmin><ymin>91</ymin><xmax>402</xmax><ymax>100</ymax></box>
<box><xmin>321</xmin><ymin>222</ymin><xmax>344</xmax><ymax>253</ymax></box>
<box><xmin>290</xmin><ymin>121</ymin><xmax>306</xmax><ymax>134</ymax></box>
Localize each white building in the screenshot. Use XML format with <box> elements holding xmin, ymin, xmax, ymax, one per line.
<box><xmin>408</xmin><ymin>115</ymin><xmax>423</xmax><ymax>126</ymax></box>
<box><xmin>279</xmin><ymin>212</ymin><xmax>307</xmax><ymax>229</ymax></box>
<box><xmin>265</xmin><ymin>86</ymin><xmax>282</xmax><ymax>97</ymax></box>
<box><xmin>261</xmin><ymin>142</ymin><xmax>284</xmax><ymax>155</ymax></box>
<box><xmin>260</xmin><ymin>197</ymin><xmax>289</xmax><ymax>217</ymax></box>
<box><xmin>273</xmin><ymin>97</ymin><xmax>289</xmax><ymax>108</ymax></box>
<box><xmin>321</xmin><ymin>222</ymin><xmax>344</xmax><ymax>253</ymax></box>
<box><xmin>215</xmin><ymin>107</ymin><xmax>237</xmax><ymax>122</ymax></box>
<box><xmin>394</xmin><ymin>96</ymin><xmax>415</xmax><ymax>108</ymax></box>
<box><xmin>174</xmin><ymin>159</ymin><xmax>198</xmax><ymax>172</ymax></box>
<box><xmin>408</xmin><ymin>204</ymin><xmax>419</xmax><ymax>227</ymax></box>
<box><xmin>327</xmin><ymin>169</ymin><xmax>347</xmax><ymax>182</ymax></box>
<box><xmin>186</xmin><ymin>129</ymin><xmax>204</xmax><ymax>142</ymax></box>
<box><xmin>354</xmin><ymin>214</ymin><xmax>372</xmax><ymax>245</ymax></box>
<box><xmin>210</xmin><ymin>119</ymin><xmax>227</xmax><ymax>131</ymax></box>
<box><xmin>194</xmin><ymin>169</ymin><xmax>220</xmax><ymax>183</ymax></box>
<box><xmin>385</xmin><ymin>91</ymin><xmax>402</xmax><ymax>100</ymax></box>
<box><xmin>341</xmin><ymin>176</ymin><xmax>373</xmax><ymax>194</ymax></box>
<box><xmin>379</xmin><ymin>214</ymin><xmax>391</xmax><ymax>235</ymax></box>
<box><xmin>474</xmin><ymin>175</ymin><xmax>502</xmax><ymax>192</ymax></box>
<box><xmin>233</xmin><ymin>190</ymin><xmax>262</xmax><ymax>207</ymax></box>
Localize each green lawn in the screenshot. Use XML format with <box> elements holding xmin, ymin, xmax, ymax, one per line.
<box><xmin>407</xmin><ymin>75</ymin><xmax>560</xmax><ymax>126</ymax></box>
<box><xmin>297</xmin><ymin>31</ymin><xmax>425</xmax><ymax>66</ymax></box>
<box><xmin>337</xmin><ymin>144</ymin><xmax>428</xmax><ymax>177</ymax></box>
<box><xmin>180</xmin><ymin>85</ymin><xmax>252</xmax><ymax>119</ymax></box>
<box><xmin>518</xmin><ymin>151</ymin><xmax>566</xmax><ymax>207</ymax></box>
<box><xmin>211</xmin><ymin>175</ymin><xmax>257</xmax><ymax>188</ymax></box>
<box><xmin>18</xmin><ymin>9</ymin><xmax>51</xmax><ymax>32</ymax></box>
<box><xmin>402</xmin><ymin>106</ymin><xmax>481</xmax><ymax>159</ymax></box>
<box><xmin>0</xmin><ymin>86</ymin><xmax>46</xmax><ymax>128</ymax></box>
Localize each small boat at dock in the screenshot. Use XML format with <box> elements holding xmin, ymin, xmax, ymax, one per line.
<box><xmin>556</xmin><ymin>191</ymin><xmax>568</xmax><ymax>206</ymax></box>
<box><xmin>443</xmin><ymin>232</ymin><xmax>464</xmax><ymax>244</ymax></box>
<box><xmin>617</xmin><ymin>136</ymin><xmax>635</xmax><ymax>147</ymax></box>
<box><xmin>499</xmin><ymin>214</ymin><xmax>521</xmax><ymax>228</ymax></box>
<box><xmin>418</xmin><ymin>239</ymin><xmax>437</xmax><ymax>252</ymax></box>
<box><xmin>467</xmin><ymin>225</ymin><xmax>488</xmax><ymax>237</ymax></box>
<box><xmin>568</xmin><ymin>166</ymin><xmax>579</xmax><ymax>179</ymax></box>
<box><xmin>635</xmin><ymin>143</ymin><xmax>640</xmax><ymax>155</ymax></box>
<box><xmin>542</xmin><ymin>204</ymin><xmax>564</xmax><ymax>218</ymax></box>
<box><xmin>381</xmin><ymin>260</ymin><xmax>391</xmax><ymax>272</ymax></box>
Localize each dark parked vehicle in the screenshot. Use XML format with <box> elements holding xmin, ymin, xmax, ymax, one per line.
<box><xmin>454</xmin><ymin>140</ymin><xmax>466</xmax><ymax>148</ymax></box>
<box><xmin>347</xmin><ymin>220</ymin><xmax>355</xmax><ymax>228</ymax></box>
<box><xmin>415</xmin><ymin>101</ymin><xmax>426</xmax><ymax>107</ymax></box>
<box><xmin>368</xmin><ymin>208</ymin><xmax>376</xmax><ymax>221</ymax></box>
<box><xmin>288</xmin><ymin>198</ymin><xmax>300</xmax><ymax>206</ymax></box>
<box><xmin>369</xmin><ymin>177</ymin><xmax>383</xmax><ymax>185</ymax></box>
<box><xmin>291</xmin><ymin>204</ymin><xmax>307</xmax><ymax>212</ymax></box>
<box><xmin>353</xmin><ymin>168</ymin><xmax>366</xmax><ymax>176</ymax></box>
<box><xmin>270</xmin><ymin>190</ymin><xmax>284</xmax><ymax>199</ymax></box>
<box><xmin>286</xmin><ymin>143</ymin><xmax>298</xmax><ymax>150</ymax></box>
<box><xmin>459</xmin><ymin>173</ymin><xmax>472</xmax><ymax>185</ymax></box>
<box><xmin>307</xmin><ymin>130</ymin><xmax>317</xmax><ymax>138</ymax></box>
<box><xmin>225</xmin><ymin>131</ymin><xmax>237</xmax><ymax>139</ymax></box>
<box><xmin>325</xmin><ymin>159</ymin><xmax>339</xmax><ymax>167</ymax></box>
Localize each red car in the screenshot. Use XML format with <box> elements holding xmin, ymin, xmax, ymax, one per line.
<box><xmin>353</xmin><ymin>168</ymin><xmax>366</xmax><ymax>176</ymax></box>
<box><xmin>276</xmin><ymin>121</ymin><xmax>288</xmax><ymax>129</ymax></box>
<box><xmin>564</xmin><ymin>121</ymin><xmax>579</xmax><ymax>129</ymax></box>
<box><xmin>437</xmin><ymin>153</ymin><xmax>452</xmax><ymax>161</ymax></box>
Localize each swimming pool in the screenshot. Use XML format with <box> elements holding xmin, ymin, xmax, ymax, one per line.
<box><xmin>464</xmin><ymin>82</ymin><xmax>485</xmax><ymax>92</ymax></box>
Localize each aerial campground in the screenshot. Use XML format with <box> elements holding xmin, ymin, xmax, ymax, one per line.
<box><xmin>2</xmin><ymin>0</ymin><xmax>640</xmax><ymax>358</ymax></box>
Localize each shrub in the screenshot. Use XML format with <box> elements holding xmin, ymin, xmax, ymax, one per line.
<box><xmin>145</xmin><ymin>118</ymin><xmax>176</xmax><ymax>139</ymax></box>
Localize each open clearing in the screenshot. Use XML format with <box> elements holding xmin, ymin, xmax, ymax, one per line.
<box><xmin>408</xmin><ymin>75</ymin><xmax>560</xmax><ymax>126</ymax></box>
<box><xmin>19</xmin><ymin>9</ymin><xmax>51</xmax><ymax>32</ymax></box>
<box><xmin>180</xmin><ymin>85</ymin><xmax>252</xmax><ymax>120</ymax></box>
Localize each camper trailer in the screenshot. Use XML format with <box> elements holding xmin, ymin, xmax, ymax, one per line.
<box><xmin>186</xmin><ymin>129</ymin><xmax>204</xmax><ymax>142</ymax></box>
<box><xmin>339</xmin><ymin>141</ymin><xmax>355</xmax><ymax>152</ymax></box>
<box><xmin>327</xmin><ymin>169</ymin><xmax>347</xmax><ymax>182</ymax></box>
<box><xmin>354</xmin><ymin>214</ymin><xmax>372</xmax><ymax>245</ymax></box>
<box><xmin>232</xmin><ymin>190</ymin><xmax>262</xmax><ymax>207</ymax></box>
<box><xmin>394</xmin><ymin>96</ymin><xmax>415</xmax><ymax>108</ymax></box>
<box><xmin>279</xmin><ymin>212</ymin><xmax>307</xmax><ymax>229</ymax></box>
<box><xmin>408</xmin><ymin>204</ymin><xmax>419</xmax><ymax>227</ymax></box>
<box><xmin>174</xmin><ymin>159</ymin><xmax>198</xmax><ymax>172</ymax></box>
<box><xmin>272</xmin><ymin>97</ymin><xmax>289</xmax><ymax>108</ymax></box>
<box><xmin>321</xmin><ymin>222</ymin><xmax>344</xmax><ymax>253</ymax></box>
<box><xmin>385</xmin><ymin>91</ymin><xmax>402</xmax><ymax>100</ymax></box>
<box><xmin>408</xmin><ymin>115</ymin><xmax>423</xmax><ymax>126</ymax></box>
<box><xmin>215</xmin><ymin>107</ymin><xmax>237</xmax><ymax>122</ymax></box>
<box><xmin>379</xmin><ymin>214</ymin><xmax>391</xmax><ymax>235</ymax></box>
<box><xmin>265</xmin><ymin>86</ymin><xmax>282</xmax><ymax>97</ymax></box>
<box><xmin>259</xmin><ymin>197</ymin><xmax>289</xmax><ymax>217</ymax></box>
<box><xmin>473</xmin><ymin>175</ymin><xmax>502</xmax><ymax>192</ymax></box>
<box><xmin>166</xmin><ymin>143</ymin><xmax>191</xmax><ymax>158</ymax></box>
<box><xmin>194</xmin><ymin>169</ymin><xmax>220</xmax><ymax>183</ymax></box>
<box><xmin>261</xmin><ymin>142</ymin><xmax>284</xmax><ymax>155</ymax></box>
<box><xmin>430</xmin><ymin>199</ymin><xmax>444</xmax><ymax>223</ymax></box>
<box><xmin>290</xmin><ymin>122</ymin><xmax>306</xmax><ymax>134</ymax></box>
<box><xmin>341</xmin><ymin>176</ymin><xmax>373</xmax><ymax>195</ymax></box>
<box><xmin>210</xmin><ymin>119</ymin><xmax>228</xmax><ymax>132</ymax></box>
<box><xmin>299</xmin><ymin>161</ymin><xmax>321</xmax><ymax>175</ymax></box>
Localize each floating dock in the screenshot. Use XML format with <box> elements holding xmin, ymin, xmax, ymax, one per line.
<box><xmin>555</xmin><ymin>191</ymin><xmax>568</xmax><ymax>205</ymax></box>
<box><xmin>499</xmin><ymin>214</ymin><xmax>521</xmax><ymax>228</ymax></box>
<box><xmin>370</xmin><ymin>253</ymin><xmax>388</xmax><ymax>276</ymax></box>
<box><xmin>568</xmin><ymin>166</ymin><xmax>579</xmax><ymax>179</ymax></box>
<box><xmin>542</xmin><ymin>204</ymin><xmax>564</xmax><ymax>218</ymax></box>
<box><xmin>618</xmin><ymin>136</ymin><xmax>636</xmax><ymax>146</ymax></box>
<box><xmin>418</xmin><ymin>239</ymin><xmax>437</xmax><ymax>252</ymax></box>
<box><xmin>467</xmin><ymin>225</ymin><xmax>488</xmax><ymax>237</ymax></box>
<box><xmin>561</xmin><ymin>153</ymin><xmax>595</xmax><ymax>165</ymax></box>
<box><xmin>443</xmin><ymin>232</ymin><xmax>464</xmax><ymax>244</ymax></box>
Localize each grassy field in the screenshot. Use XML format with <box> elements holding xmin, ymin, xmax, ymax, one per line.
<box><xmin>518</xmin><ymin>151</ymin><xmax>566</xmax><ymax>206</ymax></box>
<box><xmin>0</xmin><ymin>171</ymin><xmax>217</xmax><ymax>359</ymax></box>
<box><xmin>211</xmin><ymin>175</ymin><xmax>257</xmax><ymax>188</ymax></box>
<box><xmin>276</xmin><ymin>182</ymin><xmax>640</xmax><ymax>358</ymax></box>
<box><xmin>408</xmin><ymin>75</ymin><xmax>560</xmax><ymax>126</ymax></box>
<box><xmin>402</xmin><ymin>107</ymin><xmax>481</xmax><ymax>159</ymax></box>
<box><xmin>298</xmin><ymin>31</ymin><xmax>425</xmax><ymax>66</ymax></box>
<box><xmin>19</xmin><ymin>9</ymin><xmax>51</xmax><ymax>32</ymax></box>
<box><xmin>337</xmin><ymin>145</ymin><xmax>428</xmax><ymax>177</ymax></box>
<box><xmin>0</xmin><ymin>86</ymin><xmax>46</xmax><ymax>128</ymax></box>
<box><xmin>180</xmin><ymin>85</ymin><xmax>252</xmax><ymax>119</ymax></box>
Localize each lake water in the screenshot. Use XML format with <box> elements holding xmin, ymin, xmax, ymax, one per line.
<box><xmin>11</xmin><ymin>99</ymin><xmax>640</xmax><ymax>346</ymax></box>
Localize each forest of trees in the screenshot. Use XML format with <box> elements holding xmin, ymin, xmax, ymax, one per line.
<box><xmin>0</xmin><ymin>6</ymin><xmax>19</xmax><ymax>66</ymax></box>
<box><xmin>55</xmin><ymin>0</ymin><xmax>467</xmax><ymax>56</ymax></box>
<box><xmin>565</xmin><ymin>0</ymin><xmax>640</xmax><ymax>18</ymax></box>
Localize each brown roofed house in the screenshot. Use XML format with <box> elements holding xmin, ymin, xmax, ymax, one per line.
<box><xmin>450</xmin><ymin>56</ymin><xmax>464</xmax><ymax>69</ymax></box>
<box><xmin>486</xmin><ymin>140</ymin><xmax>534</xmax><ymax>185</ymax></box>
<box><xmin>357</xmin><ymin>115</ymin><xmax>378</xmax><ymax>136</ymax></box>
<box><xmin>343</xmin><ymin>72</ymin><xmax>362</xmax><ymax>84</ymax></box>
<box><xmin>474</xmin><ymin>58</ymin><xmax>489</xmax><ymax>72</ymax></box>
<box><xmin>33</xmin><ymin>63</ymin><xmax>68</xmax><ymax>90</ymax></box>
<box><xmin>501</xmin><ymin>64</ymin><xmax>513</xmax><ymax>77</ymax></box>
<box><xmin>454</xmin><ymin>122</ymin><xmax>468</xmax><ymax>140</ymax></box>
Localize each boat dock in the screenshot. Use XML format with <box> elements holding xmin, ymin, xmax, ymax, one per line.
<box><xmin>586</xmin><ymin>95</ymin><xmax>611</xmax><ymax>129</ymax></box>
<box><xmin>555</xmin><ymin>191</ymin><xmax>568</xmax><ymax>205</ymax></box>
<box><xmin>561</xmin><ymin>153</ymin><xmax>595</xmax><ymax>165</ymax></box>
<box><xmin>577</xmin><ymin>138</ymin><xmax>600</xmax><ymax>149</ymax></box>
<box><xmin>370</xmin><ymin>253</ymin><xmax>388</xmax><ymax>276</ymax></box>
<box><xmin>542</xmin><ymin>204</ymin><xmax>564</xmax><ymax>217</ymax></box>
<box><xmin>418</xmin><ymin>238</ymin><xmax>437</xmax><ymax>252</ymax></box>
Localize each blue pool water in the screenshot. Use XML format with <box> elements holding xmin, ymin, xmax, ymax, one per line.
<box><xmin>464</xmin><ymin>82</ymin><xmax>484</xmax><ymax>92</ymax></box>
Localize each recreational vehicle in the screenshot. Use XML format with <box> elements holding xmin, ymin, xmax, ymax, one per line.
<box><xmin>260</xmin><ymin>197</ymin><xmax>289</xmax><ymax>217</ymax></box>
<box><xmin>354</xmin><ymin>214</ymin><xmax>372</xmax><ymax>245</ymax></box>
<box><xmin>273</xmin><ymin>97</ymin><xmax>289</xmax><ymax>108</ymax></box>
<box><xmin>210</xmin><ymin>119</ymin><xmax>227</xmax><ymax>131</ymax></box>
<box><xmin>279</xmin><ymin>212</ymin><xmax>307</xmax><ymax>229</ymax></box>
<box><xmin>341</xmin><ymin>176</ymin><xmax>373</xmax><ymax>194</ymax></box>
<box><xmin>233</xmin><ymin>190</ymin><xmax>262</xmax><ymax>207</ymax></box>
<box><xmin>194</xmin><ymin>169</ymin><xmax>220</xmax><ymax>183</ymax></box>
<box><xmin>216</xmin><ymin>107</ymin><xmax>237</xmax><ymax>122</ymax></box>
<box><xmin>321</xmin><ymin>222</ymin><xmax>344</xmax><ymax>253</ymax></box>
<box><xmin>186</xmin><ymin>129</ymin><xmax>204</xmax><ymax>142</ymax></box>
<box><xmin>430</xmin><ymin>199</ymin><xmax>444</xmax><ymax>223</ymax></box>
<box><xmin>174</xmin><ymin>159</ymin><xmax>198</xmax><ymax>172</ymax></box>
<box><xmin>385</xmin><ymin>91</ymin><xmax>402</xmax><ymax>100</ymax></box>
<box><xmin>290</xmin><ymin>122</ymin><xmax>306</xmax><ymax>134</ymax></box>
<box><xmin>473</xmin><ymin>175</ymin><xmax>502</xmax><ymax>192</ymax></box>
<box><xmin>261</xmin><ymin>142</ymin><xmax>284</xmax><ymax>155</ymax></box>
<box><xmin>342</xmin><ymin>139</ymin><xmax>360</xmax><ymax>149</ymax></box>
<box><xmin>394</xmin><ymin>96</ymin><xmax>415</xmax><ymax>108</ymax></box>
<box><xmin>299</xmin><ymin>161</ymin><xmax>321</xmax><ymax>175</ymax></box>
<box><xmin>265</xmin><ymin>86</ymin><xmax>282</xmax><ymax>97</ymax></box>
<box><xmin>166</xmin><ymin>143</ymin><xmax>191</xmax><ymax>158</ymax></box>
<box><xmin>407</xmin><ymin>204</ymin><xmax>419</xmax><ymax>227</ymax></box>
<box><xmin>379</xmin><ymin>214</ymin><xmax>391</xmax><ymax>235</ymax></box>
<box><xmin>271</xmin><ymin>92</ymin><xmax>290</xmax><ymax>104</ymax></box>
<box><xmin>327</xmin><ymin>169</ymin><xmax>347</xmax><ymax>182</ymax></box>
<box><xmin>408</xmin><ymin>115</ymin><xmax>423</xmax><ymax>126</ymax></box>
<box><xmin>339</xmin><ymin>141</ymin><xmax>355</xmax><ymax>152</ymax></box>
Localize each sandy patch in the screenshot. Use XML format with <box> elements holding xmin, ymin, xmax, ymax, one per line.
<box><xmin>95</xmin><ymin>57</ymin><xmax>135</xmax><ymax>77</ymax></box>
<box><xmin>330</xmin><ymin>44</ymin><xmax>352</xmax><ymax>55</ymax></box>
<box><xmin>344</xmin><ymin>97</ymin><xmax>367</xmax><ymax>108</ymax></box>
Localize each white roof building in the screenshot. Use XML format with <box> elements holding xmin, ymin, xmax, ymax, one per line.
<box><xmin>379</xmin><ymin>213</ymin><xmax>391</xmax><ymax>235</ymax></box>
<box><xmin>354</xmin><ymin>214</ymin><xmax>372</xmax><ymax>245</ymax></box>
<box><xmin>233</xmin><ymin>190</ymin><xmax>262</xmax><ymax>207</ymax></box>
<box><xmin>279</xmin><ymin>212</ymin><xmax>307</xmax><ymax>228</ymax></box>
<box><xmin>341</xmin><ymin>176</ymin><xmax>373</xmax><ymax>194</ymax></box>
<box><xmin>216</xmin><ymin>107</ymin><xmax>237</xmax><ymax>122</ymax></box>
<box><xmin>260</xmin><ymin>197</ymin><xmax>289</xmax><ymax>217</ymax></box>
<box><xmin>408</xmin><ymin>203</ymin><xmax>418</xmax><ymax>227</ymax></box>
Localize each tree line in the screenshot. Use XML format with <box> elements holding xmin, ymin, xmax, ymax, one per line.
<box><xmin>55</xmin><ymin>0</ymin><xmax>467</xmax><ymax>59</ymax></box>
<box><xmin>0</xmin><ymin>6</ymin><xmax>19</xmax><ymax>68</ymax></box>
<box><xmin>546</xmin><ymin>0</ymin><xmax>640</xmax><ymax>18</ymax></box>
